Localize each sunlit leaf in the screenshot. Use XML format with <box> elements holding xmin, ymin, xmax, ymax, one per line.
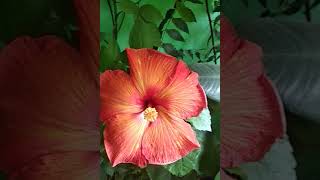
<box><xmin>129</xmin><ymin>18</ymin><xmax>161</xmax><ymax>48</ymax></box>
<box><xmin>189</xmin><ymin>108</ymin><xmax>212</xmax><ymax>132</ymax></box>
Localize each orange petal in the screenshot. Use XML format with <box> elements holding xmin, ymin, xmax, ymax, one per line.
<box><xmin>142</xmin><ymin>107</ymin><xmax>200</xmax><ymax>165</ymax></box>
<box><xmin>154</xmin><ymin>61</ymin><xmax>207</xmax><ymax>119</ymax></box>
<box><xmin>0</xmin><ymin>37</ymin><xmax>99</xmax><ymax>173</ymax></box>
<box><xmin>9</xmin><ymin>152</ymin><xmax>99</xmax><ymax>180</ymax></box>
<box><xmin>100</xmin><ymin>70</ymin><xmax>144</xmax><ymax>120</ymax></box>
<box><xmin>126</xmin><ymin>48</ymin><xmax>178</xmax><ymax>95</ymax></box>
<box><xmin>104</xmin><ymin>114</ymin><xmax>148</xmax><ymax>167</ymax></box>
<box><xmin>73</xmin><ymin>0</ymin><xmax>99</xmax><ymax>67</ymax></box>
<box><xmin>221</xmin><ymin>40</ymin><xmax>284</xmax><ymax>167</ymax></box>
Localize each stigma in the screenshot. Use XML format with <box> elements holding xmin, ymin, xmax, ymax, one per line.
<box><xmin>143</xmin><ymin>107</ymin><xmax>158</xmax><ymax>122</ymax></box>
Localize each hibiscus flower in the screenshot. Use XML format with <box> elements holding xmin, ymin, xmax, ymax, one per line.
<box><xmin>0</xmin><ymin>0</ymin><xmax>99</xmax><ymax>179</ymax></box>
<box><xmin>221</xmin><ymin>15</ymin><xmax>285</xmax><ymax>168</ymax></box>
<box><xmin>100</xmin><ymin>48</ymin><xmax>207</xmax><ymax>167</ymax></box>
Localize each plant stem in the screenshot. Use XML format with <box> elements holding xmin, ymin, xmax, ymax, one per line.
<box><xmin>305</xmin><ymin>0</ymin><xmax>311</xmax><ymax>22</ymax></box>
<box><xmin>107</xmin><ymin>0</ymin><xmax>115</xmax><ymax>28</ymax></box>
<box><xmin>205</xmin><ymin>0</ymin><xmax>217</xmax><ymax>63</ymax></box>
<box><xmin>112</xmin><ymin>0</ymin><xmax>118</xmax><ymax>39</ymax></box>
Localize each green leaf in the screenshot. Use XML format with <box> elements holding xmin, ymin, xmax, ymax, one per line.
<box><xmin>240</xmin><ymin>0</ymin><xmax>249</xmax><ymax>7</ymax></box>
<box><xmin>176</xmin><ymin>2</ymin><xmax>197</xmax><ymax>22</ymax></box>
<box><xmin>146</xmin><ymin>165</ymin><xmax>172</xmax><ymax>180</ymax></box>
<box><xmin>164</xmin><ymin>150</ymin><xmax>200</xmax><ymax>177</ymax></box>
<box><xmin>139</xmin><ymin>4</ymin><xmax>163</xmax><ymax>24</ymax></box>
<box><xmin>186</xmin><ymin>0</ymin><xmax>203</xmax><ymax>4</ymax></box>
<box><xmin>214</xmin><ymin>171</ymin><xmax>220</xmax><ymax>180</ymax></box>
<box><xmin>166</xmin><ymin>29</ymin><xmax>185</xmax><ymax>42</ymax></box>
<box><xmin>172</xmin><ymin>18</ymin><xmax>189</xmax><ymax>33</ymax></box>
<box><xmin>162</xmin><ymin>43</ymin><xmax>183</xmax><ymax>58</ymax></box>
<box><xmin>129</xmin><ymin>18</ymin><xmax>161</xmax><ymax>48</ymax></box>
<box><xmin>225</xmin><ymin>167</ymin><xmax>248</xmax><ymax>180</ymax></box>
<box><xmin>0</xmin><ymin>171</ymin><xmax>6</xmax><ymax>180</ymax></box>
<box><xmin>258</xmin><ymin>0</ymin><xmax>267</xmax><ymax>8</ymax></box>
<box><xmin>189</xmin><ymin>108</ymin><xmax>212</xmax><ymax>132</ymax></box>
<box><xmin>100</xmin><ymin>39</ymin><xmax>120</xmax><ymax>72</ymax></box>
<box><xmin>118</xmin><ymin>0</ymin><xmax>139</xmax><ymax>14</ymax></box>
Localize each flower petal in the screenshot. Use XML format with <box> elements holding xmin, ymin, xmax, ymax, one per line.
<box><xmin>126</xmin><ymin>48</ymin><xmax>178</xmax><ymax>95</ymax></box>
<box><xmin>104</xmin><ymin>114</ymin><xmax>148</xmax><ymax>167</ymax></box>
<box><xmin>8</xmin><ymin>152</ymin><xmax>99</xmax><ymax>180</ymax></box>
<box><xmin>0</xmin><ymin>37</ymin><xmax>99</xmax><ymax>173</ymax></box>
<box><xmin>154</xmin><ymin>61</ymin><xmax>207</xmax><ymax>119</ymax></box>
<box><xmin>221</xmin><ymin>39</ymin><xmax>284</xmax><ymax>168</ymax></box>
<box><xmin>221</xmin><ymin>14</ymin><xmax>241</xmax><ymax>61</ymax></box>
<box><xmin>73</xmin><ymin>0</ymin><xmax>99</xmax><ymax>67</ymax></box>
<box><xmin>100</xmin><ymin>70</ymin><xmax>144</xmax><ymax>120</ymax></box>
<box><xmin>142</xmin><ymin>107</ymin><xmax>200</xmax><ymax>165</ymax></box>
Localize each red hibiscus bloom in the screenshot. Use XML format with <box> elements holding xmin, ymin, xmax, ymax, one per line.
<box><xmin>100</xmin><ymin>48</ymin><xmax>207</xmax><ymax>167</ymax></box>
<box><xmin>0</xmin><ymin>0</ymin><xmax>99</xmax><ymax>179</ymax></box>
<box><xmin>221</xmin><ymin>15</ymin><xmax>285</xmax><ymax>168</ymax></box>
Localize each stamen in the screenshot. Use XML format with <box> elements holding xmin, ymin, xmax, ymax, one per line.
<box><xmin>143</xmin><ymin>107</ymin><xmax>158</xmax><ymax>122</ymax></box>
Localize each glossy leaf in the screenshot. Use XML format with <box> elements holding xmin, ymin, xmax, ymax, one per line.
<box><xmin>190</xmin><ymin>63</ymin><xmax>220</xmax><ymax>101</ymax></box>
<box><xmin>166</xmin><ymin>29</ymin><xmax>185</xmax><ymax>42</ymax></box>
<box><xmin>172</xmin><ymin>18</ymin><xmax>189</xmax><ymax>33</ymax></box>
<box><xmin>237</xmin><ymin>18</ymin><xmax>320</xmax><ymax>122</ymax></box>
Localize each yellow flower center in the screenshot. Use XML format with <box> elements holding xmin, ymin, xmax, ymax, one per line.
<box><xmin>143</xmin><ymin>107</ymin><xmax>158</xmax><ymax>122</ymax></box>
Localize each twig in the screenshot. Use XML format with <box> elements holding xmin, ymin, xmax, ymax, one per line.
<box><xmin>304</xmin><ymin>0</ymin><xmax>311</xmax><ymax>22</ymax></box>
<box><xmin>205</xmin><ymin>0</ymin><xmax>217</xmax><ymax>63</ymax></box>
<box><xmin>112</xmin><ymin>0</ymin><xmax>118</xmax><ymax>39</ymax></box>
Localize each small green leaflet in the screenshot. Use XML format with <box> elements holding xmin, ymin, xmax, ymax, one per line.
<box><xmin>214</xmin><ymin>171</ymin><xmax>220</xmax><ymax>180</ymax></box>
<box><xmin>189</xmin><ymin>108</ymin><xmax>212</xmax><ymax>132</ymax></box>
<box><xmin>164</xmin><ymin>149</ymin><xmax>200</xmax><ymax>177</ymax></box>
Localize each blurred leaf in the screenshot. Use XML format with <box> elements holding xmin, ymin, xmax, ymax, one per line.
<box><xmin>225</xmin><ymin>167</ymin><xmax>248</xmax><ymax>180</ymax></box>
<box><xmin>189</xmin><ymin>108</ymin><xmax>212</xmax><ymax>132</ymax></box>
<box><xmin>146</xmin><ymin>165</ymin><xmax>172</xmax><ymax>180</ymax></box>
<box><xmin>118</xmin><ymin>0</ymin><xmax>139</xmax><ymax>14</ymax></box>
<box><xmin>240</xmin><ymin>136</ymin><xmax>297</xmax><ymax>180</ymax></box>
<box><xmin>166</xmin><ymin>29</ymin><xmax>185</xmax><ymax>42</ymax></box>
<box><xmin>164</xmin><ymin>150</ymin><xmax>200</xmax><ymax>177</ymax></box>
<box><xmin>214</xmin><ymin>171</ymin><xmax>220</xmax><ymax>180</ymax></box>
<box><xmin>176</xmin><ymin>2</ymin><xmax>197</xmax><ymax>22</ymax></box>
<box><xmin>162</xmin><ymin>43</ymin><xmax>183</xmax><ymax>58</ymax></box>
<box><xmin>172</xmin><ymin>18</ymin><xmax>189</xmax><ymax>33</ymax></box>
<box><xmin>190</xmin><ymin>63</ymin><xmax>220</xmax><ymax>101</ymax></box>
<box><xmin>0</xmin><ymin>172</ymin><xmax>6</xmax><ymax>180</ymax></box>
<box><xmin>100</xmin><ymin>39</ymin><xmax>120</xmax><ymax>72</ymax></box>
<box><xmin>258</xmin><ymin>0</ymin><xmax>267</xmax><ymax>8</ymax></box>
<box><xmin>186</xmin><ymin>0</ymin><xmax>203</xmax><ymax>4</ymax></box>
<box><xmin>139</xmin><ymin>4</ymin><xmax>163</xmax><ymax>24</ymax></box>
<box><xmin>129</xmin><ymin>18</ymin><xmax>161</xmax><ymax>48</ymax></box>
<box><xmin>240</xmin><ymin>0</ymin><xmax>249</xmax><ymax>7</ymax></box>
